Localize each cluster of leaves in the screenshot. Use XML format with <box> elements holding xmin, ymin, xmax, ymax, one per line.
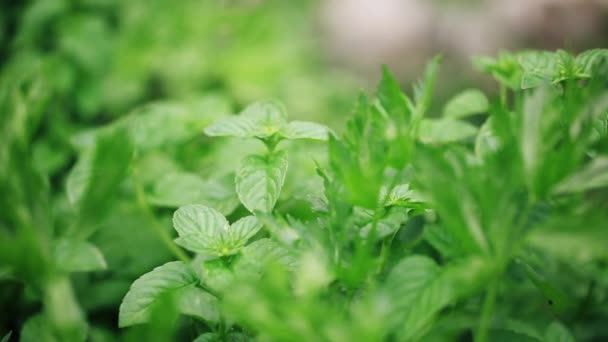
<box><xmin>112</xmin><ymin>48</ymin><xmax>607</xmax><ymax>341</ymax></box>
<box><xmin>0</xmin><ymin>1</ymin><xmax>355</xmax><ymax>341</ymax></box>
<box><xmin>2</xmin><ymin>29</ymin><xmax>608</xmax><ymax>341</ymax></box>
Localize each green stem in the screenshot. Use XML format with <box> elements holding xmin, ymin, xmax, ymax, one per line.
<box><xmin>476</xmin><ymin>278</ymin><xmax>498</xmax><ymax>342</ymax></box>
<box><xmin>132</xmin><ymin>165</ymin><xmax>190</xmax><ymax>263</ymax></box>
<box><xmin>499</xmin><ymin>85</ymin><xmax>508</xmax><ymax>107</ymax></box>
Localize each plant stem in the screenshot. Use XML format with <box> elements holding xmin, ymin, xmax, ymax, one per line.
<box><xmin>475</xmin><ymin>278</ymin><xmax>498</xmax><ymax>342</ymax></box>
<box><xmin>132</xmin><ymin>165</ymin><xmax>190</xmax><ymax>263</ymax></box>
<box><xmin>499</xmin><ymin>85</ymin><xmax>508</xmax><ymax>107</ymax></box>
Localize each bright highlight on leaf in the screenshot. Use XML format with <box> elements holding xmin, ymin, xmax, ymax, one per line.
<box><xmin>173</xmin><ymin>204</ymin><xmax>262</xmax><ymax>256</ymax></box>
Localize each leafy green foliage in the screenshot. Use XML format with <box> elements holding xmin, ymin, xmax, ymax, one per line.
<box><xmin>173</xmin><ymin>205</ymin><xmax>261</xmax><ymax>257</ymax></box>
<box><xmin>3</xmin><ymin>15</ymin><xmax>608</xmax><ymax>341</ymax></box>
<box><xmin>118</xmin><ymin>261</ymin><xmax>217</xmax><ymax>327</ymax></box>
<box><xmin>443</xmin><ymin>88</ymin><xmax>489</xmax><ymax>118</ymax></box>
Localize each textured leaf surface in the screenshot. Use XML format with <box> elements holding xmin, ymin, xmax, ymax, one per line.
<box><xmin>205</xmin><ymin>100</ymin><xmax>287</xmax><ymax>139</ymax></box>
<box><xmin>173</xmin><ymin>204</ymin><xmax>228</xmax><ymax>237</ymax></box>
<box><xmin>519</xmin><ymin>51</ymin><xmax>556</xmax><ymax>89</ymax></box>
<box><xmin>119</xmin><ymin>261</ymin><xmax>214</xmax><ymax>327</ymax></box>
<box><xmin>236</xmin><ymin>151</ymin><xmax>288</xmax><ymax>213</ymax></box>
<box><xmin>173</xmin><ymin>205</ymin><xmax>261</xmax><ymax>256</ymax></box>
<box><xmin>280</xmin><ymin>121</ymin><xmax>330</xmax><ymax>140</ymax></box>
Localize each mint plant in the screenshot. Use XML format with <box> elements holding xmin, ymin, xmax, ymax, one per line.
<box><xmin>2</xmin><ymin>45</ymin><xmax>608</xmax><ymax>342</ymax></box>
<box><xmin>205</xmin><ymin>100</ymin><xmax>331</xmax><ymax>213</ymax></box>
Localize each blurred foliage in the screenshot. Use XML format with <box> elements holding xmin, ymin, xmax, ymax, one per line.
<box><xmin>1</xmin><ymin>0</ymin><xmax>608</xmax><ymax>341</ymax></box>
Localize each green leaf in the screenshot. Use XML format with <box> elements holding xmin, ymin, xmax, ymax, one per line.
<box><xmin>236</xmin><ymin>151</ymin><xmax>288</xmax><ymax>213</ymax></box>
<box><xmin>516</xmin><ymin>259</ymin><xmax>570</xmax><ymax>316</ymax></box>
<box><xmin>443</xmin><ymin>89</ymin><xmax>489</xmax><ymax>118</ymax></box>
<box><xmin>554</xmin><ymin>156</ymin><xmax>608</xmax><ymax>194</ymax></box>
<box><xmin>200</xmin><ymin>259</ymin><xmax>235</xmax><ymax>292</ymax></box>
<box><xmin>413</xmin><ymin>55</ymin><xmax>442</xmax><ymax>119</ymax></box>
<box><xmin>173</xmin><ymin>204</ymin><xmax>228</xmax><ymax>237</ymax></box>
<box><xmin>418</xmin><ymin>118</ymin><xmax>478</xmax><ymax>144</ymax></box>
<box><xmin>360</xmin><ymin>207</ymin><xmax>409</xmax><ymax>239</ymax></box>
<box><xmin>173</xmin><ymin>205</ymin><xmax>261</xmax><ymax>256</ymax></box>
<box><xmin>518</xmin><ymin>51</ymin><xmax>556</xmax><ymax>89</ymax></box>
<box><xmin>279</xmin><ymin>121</ymin><xmax>330</xmax><ymax>141</ymax></box>
<box><xmin>72</xmin><ymin>96</ymin><xmax>230</xmax><ymax>151</ymax></box>
<box><xmin>545</xmin><ymin>321</ymin><xmax>575</xmax><ymax>342</ymax></box>
<box><xmin>474</xmin><ymin>52</ymin><xmax>522</xmax><ymax>89</ymax></box>
<box><xmin>20</xmin><ymin>315</ymin><xmax>58</xmax><ymax>342</ymax></box>
<box><xmin>119</xmin><ymin>261</ymin><xmax>217</xmax><ymax>327</ymax></box>
<box><xmin>377</xmin><ymin>65</ymin><xmax>413</xmax><ymax>125</ymax></box>
<box><xmin>66</xmin><ymin>128</ymin><xmax>133</xmax><ymax>236</ymax></box>
<box><xmin>147</xmin><ymin>172</ymin><xmax>239</xmax><ymax>215</ymax></box>
<box><xmin>173</xmin><ymin>285</ymin><xmax>219</xmax><ymax>323</ymax></box>
<box><xmin>575</xmin><ymin>49</ymin><xmax>608</xmax><ymax>76</ymax></box>
<box><xmin>54</xmin><ymin>238</ymin><xmax>107</xmax><ymax>272</ymax></box>
<box><xmin>205</xmin><ymin>100</ymin><xmax>287</xmax><ymax>139</ymax></box>
<box><xmin>383</xmin><ymin>256</ymin><xmax>492</xmax><ymax>340</ymax></box>
<box><xmin>234</xmin><ymin>238</ymin><xmax>295</xmax><ymax>276</ymax></box>
<box><xmin>475</xmin><ymin>117</ymin><xmax>500</xmax><ymax>158</ymax></box>
<box><xmin>203</xmin><ymin>116</ymin><xmax>260</xmax><ymax>138</ymax></box>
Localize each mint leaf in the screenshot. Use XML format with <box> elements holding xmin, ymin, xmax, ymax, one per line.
<box><xmin>173</xmin><ymin>204</ymin><xmax>228</xmax><ymax>237</ymax></box>
<box><xmin>518</xmin><ymin>51</ymin><xmax>556</xmax><ymax>89</ymax></box>
<box><xmin>54</xmin><ymin>238</ymin><xmax>107</xmax><ymax>272</ymax></box>
<box><xmin>119</xmin><ymin>261</ymin><xmax>216</xmax><ymax>327</ymax></box>
<box><xmin>443</xmin><ymin>88</ymin><xmax>489</xmax><ymax>119</ymax></box>
<box><xmin>205</xmin><ymin>100</ymin><xmax>287</xmax><ymax>139</ymax></box>
<box><xmin>384</xmin><ymin>256</ymin><xmax>492</xmax><ymax>340</ymax></box>
<box><xmin>575</xmin><ymin>49</ymin><xmax>608</xmax><ymax>76</ymax></box>
<box><xmin>72</xmin><ymin>96</ymin><xmax>230</xmax><ymax>151</ymax></box>
<box><xmin>147</xmin><ymin>172</ymin><xmax>239</xmax><ymax>215</ymax></box>
<box><xmin>418</xmin><ymin>118</ymin><xmax>478</xmax><ymax>144</ymax></box>
<box><xmin>173</xmin><ymin>285</ymin><xmax>219</xmax><ymax>323</ymax></box>
<box><xmin>173</xmin><ymin>205</ymin><xmax>261</xmax><ymax>256</ymax></box>
<box><xmin>359</xmin><ymin>207</ymin><xmax>409</xmax><ymax>239</ymax></box>
<box><xmin>223</xmin><ymin>216</ymin><xmax>263</xmax><ymax>249</ymax></box>
<box><xmin>279</xmin><ymin>121</ymin><xmax>330</xmax><ymax>141</ymax></box>
<box><xmin>203</xmin><ymin>116</ymin><xmax>260</xmax><ymax>138</ymax></box>
<box><xmin>236</xmin><ymin>151</ymin><xmax>288</xmax><ymax>213</ymax></box>
<box><xmin>234</xmin><ymin>238</ymin><xmax>295</xmax><ymax>276</ymax></box>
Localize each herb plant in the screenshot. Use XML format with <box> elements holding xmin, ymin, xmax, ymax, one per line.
<box><xmin>2</xmin><ymin>47</ymin><xmax>608</xmax><ymax>341</ymax></box>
